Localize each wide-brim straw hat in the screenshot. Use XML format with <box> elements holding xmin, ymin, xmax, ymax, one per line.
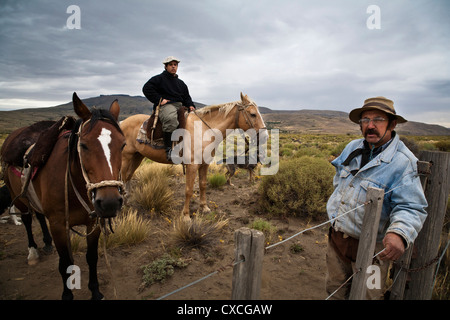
<box><xmin>349</xmin><ymin>96</ymin><xmax>407</xmax><ymax>124</ymax></box>
<box><xmin>162</xmin><ymin>56</ymin><xmax>181</xmax><ymax>64</ymax></box>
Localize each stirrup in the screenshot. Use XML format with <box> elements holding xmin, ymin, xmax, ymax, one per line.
<box><xmin>165</xmin><ymin>148</ymin><xmax>172</xmax><ymax>162</ymax></box>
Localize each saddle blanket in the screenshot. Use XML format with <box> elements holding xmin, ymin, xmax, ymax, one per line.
<box><xmin>9</xmin><ymin>165</ymin><xmax>43</xmax><ymax>213</ymax></box>
<box><xmin>136</xmin><ymin>118</ymin><xmax>165</xmax><ymax>149</ymax></box>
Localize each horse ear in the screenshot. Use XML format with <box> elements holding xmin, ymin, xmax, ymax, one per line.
<box><xmin>240</xmin><ymin>92</ymin><xmax>250</xmax><ymax>104</ymax></box>
<box><xmin>109</xmin><ymin>99</ymin><xmax>120</xmax><ymax>121</ymax></box>
<box><xmin>73</xmin><ymin>92</ymin><xmax>91</xmax><ymax>121</ymax></box>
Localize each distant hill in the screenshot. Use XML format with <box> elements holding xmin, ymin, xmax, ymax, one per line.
<box><xmin>261</xmin><ymin>109</ymin><xmax>450</xmax><ymax>136</ymax></box>
<box><xmin>0</xmin><ymin>94</ymin><xmax>448</xmax><ymax>136</ymax></box>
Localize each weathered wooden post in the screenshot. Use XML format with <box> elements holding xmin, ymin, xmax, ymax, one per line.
<box><xmin>231</xmin><ymin>227</ymin><xmax>265</xmax><ymax>300</ymax></box>
<box><xmin>349</xmin><ymin>187</ymin><xmax>384</xmax><ymax>300</ymax></box>
<box><xmin>390</xmin><ymin>160</ymin><xmax>431</xmax><ymax>300</ymax></box>
<box><xmin>405</xmin><ymin>151</ymin><xmax>450</xmax><ymax>299</ymax></box>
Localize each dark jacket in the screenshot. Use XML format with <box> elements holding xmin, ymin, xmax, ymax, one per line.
<box><xmin>142</xmin><ymin>70</ymin><xmax>195</xmax><ymax>110</ymax></box>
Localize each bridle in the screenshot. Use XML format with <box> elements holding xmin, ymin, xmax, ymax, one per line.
<box><xmin>234</xmin><ymin>102</ymin><xmax>266</xmax><ymax>131</ymax></box>
<box><xmin>66</xmin><ymin>117</ymin><xmax>124</xmax><ymax>220</ymax></box>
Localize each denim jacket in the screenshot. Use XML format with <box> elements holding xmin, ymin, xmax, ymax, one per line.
<box><xmin>327</xmin><ymin>133</ymin><xmax>428</xmax><ymax>246</ymax></box>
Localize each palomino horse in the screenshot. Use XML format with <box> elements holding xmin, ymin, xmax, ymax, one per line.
<box><xmin>1</xmin><ymin>93</ymin><xmax>125</xmax><ymax>300</ymax></box>
<box><xmin>120</xmin><ymin>93</ymin><xmax>267</xmax><ymax>220</ymax></box>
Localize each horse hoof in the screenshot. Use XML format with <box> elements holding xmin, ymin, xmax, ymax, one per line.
<box><xmin>62</xmin><ymin>291</ymin><xmax>74</xmax><ymax>300</ymax></box>
<box><xmin>200</xmin><ymin>206</ymin><xmax>211</xmax><ymax>214</ymax></box>
<box><xmin>27</xmin><ymin>258</ymin><xmax>39</xmax><ymax>266</ymax></box>
<box><xmin>91</xmin><ymin>291</ymin><xmax>104</xmax><ymax>300</ymax></box>
<box><xmin>43</xmin><ymin>244</ymin><xmax>54</xmax><ymax>254</ymax></box>
<box><xmin>27</xmin><ymin>247</ymin><xmax>39</xmax><ymax>265</ymax></box>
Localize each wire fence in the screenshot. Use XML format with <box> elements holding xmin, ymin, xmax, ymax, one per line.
<box><xmin>155</xmin><ymin>170</ymin><xmax>448</xmax><ymax>300</ymax></box>
<box><xmin>156</xmin><ymin>200</ymin><xmax>372</xmax><ymax>300</ymax></box>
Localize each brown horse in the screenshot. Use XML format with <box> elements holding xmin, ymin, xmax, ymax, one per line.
<box><xmin>120</xmin><ymin>93</ymin><xmax>267</xmax><ymax>220</ymax></box>
<box><xmin>1</xmin><ymin>93</ymin><xmax>126</xmax><ymax>300</ymax></box>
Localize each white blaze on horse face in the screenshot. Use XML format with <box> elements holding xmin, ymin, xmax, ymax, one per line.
<box><xmin>98</xmin><ymin>128</ymin><xmax>113</xmax><ymax>175</ymax></box>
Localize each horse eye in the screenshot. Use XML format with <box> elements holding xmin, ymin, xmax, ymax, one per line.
<box><xmin>250</xmin><ymin>113</ymin><xmax>257</xmax><ymax>118</ymax></box>
<box><xmin>80</xmin><ymin>143</ymin><xmax>88</xmax><ymax>150</ymax></box>
<box><xmin>121</xmin><ymin>143</ymin><xmax>126</xmax><ymax>151</ymax></box>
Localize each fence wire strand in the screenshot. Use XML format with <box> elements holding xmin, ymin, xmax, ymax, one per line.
<box><xmin>325</xmin><ymin>248</ymin><xmax>386</xmax><ymax>300</ymax></box>
<box><xmin>156</xmin><ymin>200</ymin><xmax>372</xmax><ymax>300</ymax></box>
<box><xmin>154</xmin><ymin>178</ymin><xmax>421</xmax><ymax>300</ymax></box>
<box><xmin>156</xmin><ymin>259</ymin><xmax>244</xmax><ymax>300</ymax></box>
<box><xmin>265</xmin><ymin>201</ymin><xmax>369</xmax><ymax>250</ymax></box>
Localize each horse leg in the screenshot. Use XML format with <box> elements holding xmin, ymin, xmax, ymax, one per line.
<box><xmin>36</xmin><ymin>212</ymin><xmax>53</xmax><ymax>253</ymax></box>
<box><xmin>50</xmin><ymin>225</ymin><xmax>75</xmax><ymax>300</ymax></box>
<box><xmin>182</xmin><ymin>164</ymin><xmax>199</xmax><ymax>220</ymax></box>
<box><xmin>122</xmin><ymin>152</ymin><xmax>144</xmax><ymax>183</ymax></box>
<box><xmin>21</xmin><ymin>213</ymin><xmax>40</xmax><ymax>265</ymax></box>
<box><xmin>122</xmin><ymin>152</ymin><xmax>144</xmax><ymax>195</ymax></box>
<box><xmin>86</xmin><ymin>224</ymin><xmax>103</xmax><ymax>300</ymax></box>
<box><xmin>198</xmin><ymin>164</ymin><xmax>211</xmax><ymax>214</ymax></box>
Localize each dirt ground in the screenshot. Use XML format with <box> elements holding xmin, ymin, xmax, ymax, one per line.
<box><xmin>0</xmin><ymin>169</ymin><xmax>330</xmax><ymax>300</ymax></box>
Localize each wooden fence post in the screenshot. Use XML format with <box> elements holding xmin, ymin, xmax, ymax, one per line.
<box><xmin>349</xmin><ymin>187</ymin><xmax>384</xmax><ymax>300</ymax></box>
<box><xmin>389</xmin><ymin>160</ymin><xmax>431</xmax><ymax>300</ymax></box>
<box><xmin>231</xmin><ymin>227</ymin><xmax>265</xmax><ymax>300</ymax></box>
<box><xmin>405</xmin><ymin>151</ymin><xmax>450</xmax><ymax>300</ymax></box>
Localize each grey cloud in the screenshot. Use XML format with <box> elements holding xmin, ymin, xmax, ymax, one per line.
<box><xmin>0</xmin><ymin>0</ymin><xmax>449</xmax><ymax>127</ymax></box>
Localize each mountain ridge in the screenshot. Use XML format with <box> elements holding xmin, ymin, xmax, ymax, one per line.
<box><xmin>0</xmin><ymin>94</ymin><xmax>448</xmax><ymax>136</ymax></box>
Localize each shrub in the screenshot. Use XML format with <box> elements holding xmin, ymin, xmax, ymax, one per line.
<box><xmin>251</xmin><ymin>218</ymin><xmax>277</xmax><ymax>243</ymax></box>
<box><xmin>259</xmin><ymin>156</ymin><xmax>335</xmax><ymax>218</ymax></box>
<box><xmin>207</xmin><ymin>173</ymin><xmax>227</xmax><ymax>188</ymax></box>
<box><xmin>140</xmin><ymin>253</ymin><xmax>189</xmax><ymax>287</ymax></box>
<box><xmin>435</xmin><ymin>141</ymin><xmax>450</xmax><ymax>152</ymax></box>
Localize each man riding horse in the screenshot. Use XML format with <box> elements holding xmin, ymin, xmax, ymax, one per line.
<box><xmin>142</xmin><ymin>56</ymin><xmax>196</xmax><ymax>161</ymax></box>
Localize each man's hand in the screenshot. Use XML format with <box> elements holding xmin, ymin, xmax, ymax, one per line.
<box><xmin>188</xmin><ymin>106</ymin><xmax>195</xmax><ymax>112</ymax></box>
<box><xmin>380</xmin><ymin>232</ymin><xmax>405</xmax><ymax>261</ymax></box>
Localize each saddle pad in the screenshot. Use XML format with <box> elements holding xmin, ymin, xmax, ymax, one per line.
<box><xmin>136</xmin><ymin>118</ymin><xmax>164</xmax><ymax>149</ymax></box>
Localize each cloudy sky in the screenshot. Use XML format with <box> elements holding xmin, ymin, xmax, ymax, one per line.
<box><xmin>1</xmin><ymin>0</ymin><xmax>449</xmax><ymax>127</ymax></box>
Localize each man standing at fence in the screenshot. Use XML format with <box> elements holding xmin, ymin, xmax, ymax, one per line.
<box><xmin>325</xmin><ymin>96</ymin><xmax>428</xmax><ymax>299</ymax></box>
<box><xmin>143</xmin><ymin>56</ymin><xmax>196</xmax><ymax>161</ymax></box>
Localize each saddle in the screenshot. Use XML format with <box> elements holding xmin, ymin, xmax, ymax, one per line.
<box><xmin>137</xmin><ymin>106</ymin><xmax>187</xmax><ymax>148</ymax></box>
<box><xmin>1</xmin><ymin>116</ymin><xmax>76</xmax><ymax>170</ymax></box>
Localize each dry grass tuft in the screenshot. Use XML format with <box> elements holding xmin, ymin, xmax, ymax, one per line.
<box><xmin>70</xmin><ymin>208</ymin><xmax>152</xmax><ymax>251</ymax></box>
<box><xmin>100</xmin><ymin>208</ymin><xmax>152</xmax><ymax>248</ymax></box>
<box><xmin>170</xmin><ymin>216</ymin><xmax>228</xmax><ymax>250</ymax></box>
<box><xmin>129</xmin><ymin>162</ymin><xmax>175</xmax><ymax>214</ymax></box>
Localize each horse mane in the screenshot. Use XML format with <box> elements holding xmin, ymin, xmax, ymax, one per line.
<box><xmin>195</xmin><ymin>101</ymin><xmax>240</xmax><ymax>118</ymax></box>
<box><xmin>196</xmin><ymin>96</ymin><xmax>258</xmax><ymax>118</ymax></box>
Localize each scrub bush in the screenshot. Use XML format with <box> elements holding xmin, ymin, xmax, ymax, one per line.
<box><xmin>259</xmin><ymin>156</ymin><xmax>335</xmax><ymax>218</ymax></box>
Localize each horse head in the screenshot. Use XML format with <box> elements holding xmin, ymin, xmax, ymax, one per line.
<box><xmin>235</xmin><ymin>92</ymin><xmax>269</xmax><ymax>144</ymax></box>
<box><xmin>72</xmin><ymin>93</ymin><xmax>126</xmax><ymax>219</ymax></box>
